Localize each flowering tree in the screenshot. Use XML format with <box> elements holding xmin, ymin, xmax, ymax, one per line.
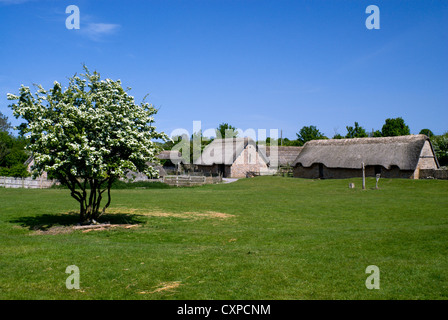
<box><xmin>8</xmin><ymin>67</ymin><xmax>168</xmax><ymax>223</ymax></box>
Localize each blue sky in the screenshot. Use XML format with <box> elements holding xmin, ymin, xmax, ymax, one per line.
<box><xmin>1</xmin><ymin>0</ymin><xmax>447</xmax><ymax>139</ymax></box>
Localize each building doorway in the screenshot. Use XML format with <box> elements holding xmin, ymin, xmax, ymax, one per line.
<box><xmin>374</xmin><ymin>165</ymin><xmax>382</xmax><ymax>175</ymax></box>
<box><xmin>318</xmin><ymin>163</ymin><xmax>324</xmax><ymax>179</ymax></box>
<box><xmin>218</xmin><ymin>164</ymin><xmax>227</xmax><ymax>178</ymax></box>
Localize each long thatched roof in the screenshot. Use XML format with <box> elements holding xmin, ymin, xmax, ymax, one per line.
<box><xmin>264</xmin><ymin>146</ymin><xmax>303</xmax><ymax>166</ymax></box>
<box><xmin>194</xmin><ymin>137</ymin><xmax>269</xmax><ymax>165</ymax></box>
<box><xmin>292</xmin><ymin>134</ymin><xmax>436</xmax><ymax>170</ymax></box>
<box><xmin>157</xmin><ymin>150</ymin><xmax>183</xmax><ymax>164</ymax></box>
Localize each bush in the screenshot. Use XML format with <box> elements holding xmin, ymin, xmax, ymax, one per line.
<box><xmin>432</xmin><ymin>133</ymin><xmax>448</xmax><ymax>166</ymax></box>
<box><xmin>0</xmin><ymin>131</ymin><xmax>29</xmax><ymax>177</ymax></box>
<box><xmin>0</xmin><ymin>164</ymin><xmax>30</xmax><ymax>178</ymax></box>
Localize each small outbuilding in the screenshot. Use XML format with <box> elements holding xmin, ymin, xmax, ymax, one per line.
<box><xmin>292</xmin><ymin>135</ymin><xmax>439</xmax><ymax>179</ymax></box>
<box><xmin>124</xmin><ymin>150</ymin><xmax>182</xmax><ymax>181</ymax></box>
<box><xmin>194</xmin><ymin>137</ymin><xmax>271</xmax><ymax>178</ymax></box>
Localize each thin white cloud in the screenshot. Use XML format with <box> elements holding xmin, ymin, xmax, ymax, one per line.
<box><xmin>0</xmin><ymin>0</ymin><xmax>34</xmax><ymax>4</ymax></box>
<box><xmin>81</xmin><ymin>23</ymin><xmax>121</xmax><ymax>41</ymax></box>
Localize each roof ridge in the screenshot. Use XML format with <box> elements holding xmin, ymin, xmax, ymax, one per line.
<box><xmin>305</xmin><ymin>134</ymin><xmax>428</xmax><ymax>146</ymax></box>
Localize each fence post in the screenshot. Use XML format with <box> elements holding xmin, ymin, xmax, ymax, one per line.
<box><xmin>362</xmin><ymin>162</ymin><xmax>366</xmax><ymax>190</ymax></box>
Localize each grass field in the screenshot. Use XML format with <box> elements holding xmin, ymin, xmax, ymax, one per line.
<box><xmin>0</xmin><ymin>176</ymin><xmax>447</xmax><ymax>300</ymax></box>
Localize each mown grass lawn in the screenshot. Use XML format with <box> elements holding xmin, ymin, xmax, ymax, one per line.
<box><xmin>0</xmin><ymin>176</ymin><xmax>447</xmax><ymax>300</ymax></box>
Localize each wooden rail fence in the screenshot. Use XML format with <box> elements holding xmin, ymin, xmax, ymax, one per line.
<box><xmin>162</xmin><ymin>175</ymin><xmax>222</xmax><ymax>187</ymax></box>
<box><xmin>0</xmin><ymin>176</ymin><xmax>59</xmax><ymax>189</ymax></box>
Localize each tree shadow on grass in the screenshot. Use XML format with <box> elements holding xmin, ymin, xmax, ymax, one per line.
<box><xmin>10</xmin><ymin>211</ymin><xmax>146</xmax><ymax>232</ymax></box>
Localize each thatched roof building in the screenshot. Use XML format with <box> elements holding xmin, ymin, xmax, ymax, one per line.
<box><xmin>157</xmin><ymin>150</ymin><xmax>183</xmax><ymax>163</ymax></box>
<box><xmin>292</xmin><ymin>135</ymin><xmax>439</xmax><ymax>179</ymax></box>
<box><xmin>194</xmin><ymin>138</ymin><xmax>271</xmax><ymax>178</ymax></box>
<box><xmin>156</xmin><ymin>150</ymin><xmax>184</xmax><ymax>168</ymax></box>
<box><xmin>194</xmin><ymin>138</ymin><xmax>268</xmax><ymax>165</ymax></box>
<box><xmin>264</xmin><ymin>146</ymin><xmax>303</xmax><ymax>167</ymax></box>
<box><xmin>124</xmin><ymin>150</ymin><xmax>182</xmax><ymax>181</ymax></box>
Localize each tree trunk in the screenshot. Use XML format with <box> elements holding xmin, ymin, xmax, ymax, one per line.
<box><xmin>62</xmin><ymin>174</ymin><xmax>113</xmax><ymax>224</ymax></box>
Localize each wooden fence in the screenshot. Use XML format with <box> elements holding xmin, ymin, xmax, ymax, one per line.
<box><xmin>162</xmin><ymin>175</ymin><xmax>222</xmax><ymax>187</ymax></box>
<box><xmin>0</xmin><ymin>176</ymin><xmax>59</xmax><ymax>189</ymax></box>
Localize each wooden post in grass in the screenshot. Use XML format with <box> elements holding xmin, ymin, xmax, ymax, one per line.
<box><xmin>362</xmin><ymin>162</ymin><xmax>366</xmax><ymax>190</ymax></box>
<box><xmin>375</xmin><ymin>173</ymin><xmax>380</xmax><ymax>189</ymax></box>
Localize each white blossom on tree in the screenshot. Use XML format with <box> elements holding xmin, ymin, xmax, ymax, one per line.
<box><xmin>8</xmin><ymin>66</ymin><xmax>168</xmax><ymax>223</ymax></box>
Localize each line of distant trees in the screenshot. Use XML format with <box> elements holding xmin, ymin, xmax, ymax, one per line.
<box><xmin>0</xmin><ymin>112</ymin><xmax>30</xmax><ymax>177</ymax></box>
<box><xmin>294</xmin><ymin>117</ymin><xmax>412</xmax><ymax>145</ymax></box>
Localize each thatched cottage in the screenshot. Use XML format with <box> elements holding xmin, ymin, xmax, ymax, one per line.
<box><xmin>194</xmin><ymin>137</ymin><xmax>271</xmax><ymax>178</ymax></box>
<box><xmin>124</xmin><ymin>150</ymin><xmax>182</xmax><ymax>181</ymax></box>
<box><xmin>264</xmin><ymin>146</ymin><xmax>303</xmax><ymax>167</ymax></box>
<box><xmin>292</xmin><ymin>135</ymin><xmax>439</xmax><ymax>179</ymax></box>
